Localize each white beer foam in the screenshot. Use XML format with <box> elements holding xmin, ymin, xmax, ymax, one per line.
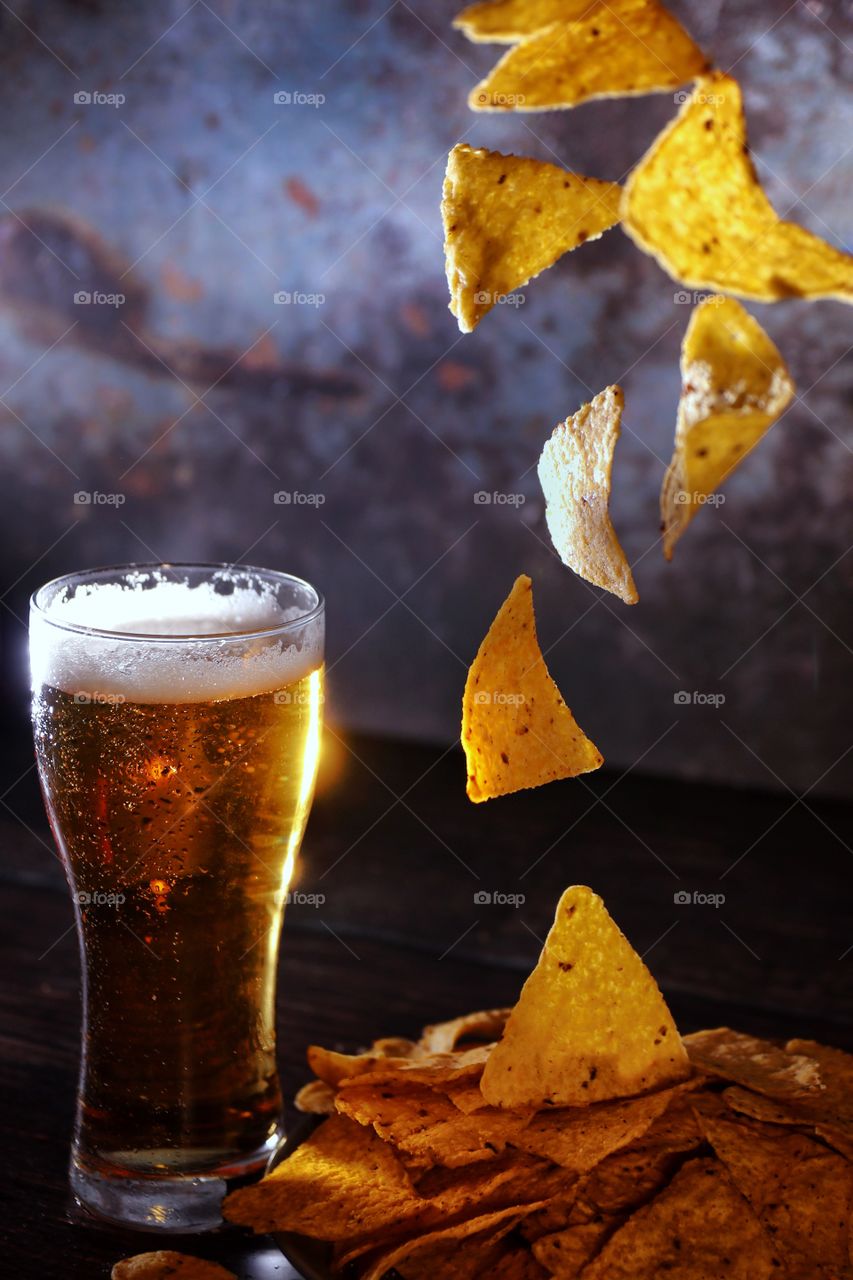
<box><xmin>31</xmin><ymin>578</ymin><xmax>323</xmax><ymax>704</ymax></box>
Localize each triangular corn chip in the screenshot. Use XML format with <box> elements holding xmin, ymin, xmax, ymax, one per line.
<box><xmin>684</xmin><ymin>1027</ymin><xmax>823</xmax><ymax>1100</ymax></box>
<box><xmin>469</xmin><ymin>3</ymin><xmax>707</xmax><ymax>112</ymax></box>
<box><xmin>442</xmin><ymin>143</ymin><xmax>621</xmax><ymax>332</ymax></box>
<box><xmin>623</xmin><ymin>72</ymin><xmax>853</xmax><ymax>302</ymax></box>
<box><xmin>480</xmin><ymin>886</ymin><xmax>690</xmax><ymax>1107</ymax></box>
<box><xmin>661</xmin><ymin>296</ymin><xmax>795</xmax><ymax>559</ymax></box>
<box><xmin>461</xmin><ymin>575</ymin><xmax>603</xmax><ymax>801</ymax></box>
<box><xmin>538</xmin><ymin>385</ymin><xmax>638</xmax><ymax>603</ymax></box>
<box><xmin>578</xmin><ymin>1158</ymin><xmax>786</xmax><ymax>1279</ymax></box>
<box><xmin>694</xmin><ymin>1103</ymin><xmax>853</xmax><ymax>1278</ymax></box>
<box><xmin>454</xmin><ymin>0</ymin><xmax>601</xmax><ymax>43</ymax></box>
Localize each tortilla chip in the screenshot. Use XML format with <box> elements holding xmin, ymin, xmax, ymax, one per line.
<box><xmin>462</xmin><ymin>576</ymin><xmax>603</xmax><ymax>802</ymax></box>
<box><xmin>335</xmin><ymin>1082</ymin><xmax>529</xmax><ymax>1167</ymax></box>
<box><xmin>481</xmin><ymin>886</ymin><xmax>689</xmax><ymax>1108</ymax></box>
<box><xmin>420</xmin><ymin>1008</ymin><xmax>512</xmax><ymax>1055</ymax></box>
<box><xmin>513</xmin><ymin>1085</ymin><xmax>685</xmax><ymax>1170</ymax></box>
<box><xmin>695</xmin><ymin>1105</ymin><xmax>853</xmax><ymax>1277</ymax></box>
<box><xmin>491</xmin><ymin>1248</ymin><xmax>551</xmax><ymax>1279</ymax></box>
<box><xmin>469</xmin><ymin>3</ymin><xmax>707</xmax><ymax>112</ymax></box>
<box><xmin>579</xmin><ymin>1158</ymin><xmax>785</xmax><ymax>1278</ymax></box>
<box><xmin>661</xmin><ymin>296</ymin><xmax>795</xmax><ymax>559</ymax></box>
<box><xmin>454</xmin><ymin>0</ymin><xmax>600</xmax><ymax>43</ymax></box>
<box><xmin>785</xmin><ymin>1038</ymin><xmax>853</xmax><ymax>1131</ymax></box>
<box><xmin>532</xmin><ymin>1216</ymin><xmax>621</xmax><ymax>1277</ymax></box>
<box><xmin>222</xmin><ymin>1114</ymin><xmax>426</xmax><ymax>1240</ymax></box>
<box><xmin>684</xmin><ymin>1028</ymin><xmax>824</xmax><ymax>1099</ymax></box>
<box><xmin>622</xmin><ymin>72</ymin><xmax>853</xmax><ymax>302</ymax></box>
<box><xmin>294</xmin><ymin>1078</ymin><xmax>336</xmax><ymax>1115</ymax></box>
<box><xmin>343</xmin><ymin>1044</ymin><xmax>493</xmax><ymax>1089</ymax></box>
<box><xmin>538</xmin><ymin>385</ymin><xmax>638</xmax><ymax>603</ymax></box>
<box><xmin>448</xmin><ymin>1079</ymin><xmax>497</xmax><ymax>1113</ymax></box>
<box><xmin>307</xmin><ymin>1038</ymin><xmax>423</xmax><ymax>1087</ymax></box>
<box><xmin>359</xmin><ymin>1205</ymin><xmax>541</xmax><ymax>1280</ymax></box>
<box><xmin>442</xmin><ymin>143</ymin><xmax>621</xmax><ymax>332</ymax></box>
<box><xmin>112</xmin><ymin>1257</ymin><xmax>235</xmax><ymax>1280</ymax></box>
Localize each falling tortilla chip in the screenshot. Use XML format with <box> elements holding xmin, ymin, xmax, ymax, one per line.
<box><xmin>442</xmin><ymin>143</ymin><xmax>621</xmax><ymax>332</ymax></box>
<box><xmin>661</xmin><ymin>295</ymin><xmax>795</xmax><ymax>559</ymax></box>
<box><xmin>454</xmin><ymin>0</ymin><xmax>601</xmax><ymax>43</ymax></box>
<box><xmin>578</xmin><ymin>1158</ymin><xmax>785</xmax><ymax>1278</ymax></box>
<box><xmin>111</xmin><ymin>1257</ymin><xmax>236</xmax><ymax>1280</ymax></box>
<box><xmin>468</xmin><ymin>3</ymin><xmax>707</xmax><ymax>112</ymax></box>
<box><xmin>538</xmin><ymin>385</ymin><xmax>638</xmax><ymax>603</ymax></box>
<box><xmin>622</xmin><ymin>72</ymin><xmax>853</xmax><ymax>302</ymax></box>
<box><xmin>461</xmin><ymin>575</ymin><xmax>603</xmax><ymax>802</ymax></box>
<box><xmin>480</xmin><ymin>886</ymin><xmax>690</xmax><ymax>1108</ymax></box>
<box><xmin>695</xmin><ymin>1104</ymin><xmax>853</xmax><ymax>1277</ymax></box>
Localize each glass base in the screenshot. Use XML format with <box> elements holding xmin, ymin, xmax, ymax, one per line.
<box><xmin>70</xmin><ymin>1133</ymin><xmax>281</xmax><ymax>1232</ymax></box>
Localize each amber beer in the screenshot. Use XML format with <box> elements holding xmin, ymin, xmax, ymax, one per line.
<box><xmin>30</xmin><ymin>565</ymin><xmax>324</xmax><ymax>1230</ymax></box>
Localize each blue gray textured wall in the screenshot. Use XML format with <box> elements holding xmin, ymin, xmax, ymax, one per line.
<box><xmin>0</xmin><ymin>0</ymin><xmax>851</xmax><ymax>796</ymax></box>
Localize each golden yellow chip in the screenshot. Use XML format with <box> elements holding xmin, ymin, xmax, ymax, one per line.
<box><xmin>442</xmin><ymin>143</ymin><xmax>621</xmax><ymax>332</ymax></box>
<box><xmin>112</xmin><ymin>1257</ymin><xmax>236</xmax><ymax>1280</ymax></box>
<box><xmin>462</xmin><ymin>576</ymin><xmax>603</xmax><ymax>802</ymax></box>
<box><xmin>661</xmin><ymin>296</ymin><xmax>795</xmax><ymax>559</ymax></box>
<box><xmin>480</xmin><ymin>885</ymin><xmax>689</xmax><ymax>1108</ymax></box>
<box><xmin>468</xmin><ymin>3</ymin><xmax>707</xmax><ymax>112</ymax></box>
<box><xmin>454</xmin><ymin>0</ymin><xmax>600</xmax><ymax>43</ymax></box>
<box><xmin>222</xmin><ymin>1114</ymin><xmax>426</xmax><ymax>1239</ymax></box>
<box><xmin>694</xmin><ymin>1104</ymin><xmax>853</xmax><ymax>1277</ymax></box>
<box><xmin>622</xmin><ymin>73</ymin><xmax>853</xmax><ymax>302</ymax></box>
<box><xmin>579</xmin><ymin>1158</ymin><xmax>784</xmax><ymax>1278</ymax></box>
<box><xmin>538</xmin><ymin>385</ymin><xmax>638</xmax><ymax>603</ymax></box>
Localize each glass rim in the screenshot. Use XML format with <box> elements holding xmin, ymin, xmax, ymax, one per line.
<box><xmin>29</xmin><ymin>561</ymin><xmax>325</xmax><ymax>645</ymax></box>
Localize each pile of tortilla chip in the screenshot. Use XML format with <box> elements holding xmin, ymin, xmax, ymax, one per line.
<box><xmin>224</xmin><ymin>885</ymin><xmax>853</xmax><ymax>1277</ymax></box>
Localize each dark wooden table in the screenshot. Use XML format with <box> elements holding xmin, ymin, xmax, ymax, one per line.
<box><xmin>2</xmin><ymin>724</ymin><xmax>851</xmax><ymax>1277</ymax></box>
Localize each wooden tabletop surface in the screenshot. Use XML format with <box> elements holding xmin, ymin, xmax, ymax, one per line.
<box><xmin>2</xmin><ymin>725</ymin><xmax>851</xmax><ymax>1277</ymax></box>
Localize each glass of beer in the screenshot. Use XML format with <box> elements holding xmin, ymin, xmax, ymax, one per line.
<box><xmin>29</xmin><ymin>563</ymin><xmax>324</xmax><ymax>1231</ymax></box>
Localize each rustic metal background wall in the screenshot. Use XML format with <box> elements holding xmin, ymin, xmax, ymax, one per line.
<box><xmin>0</xmin><ymin>0</ymin><xmax>850</xmax><ymax>796</ymax></box>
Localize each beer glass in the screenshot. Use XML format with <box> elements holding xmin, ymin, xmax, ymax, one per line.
<box><xmin>29</xmin><ymin>563</ymin><xmax>325</xmax><ymax>1230</ymax></box>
